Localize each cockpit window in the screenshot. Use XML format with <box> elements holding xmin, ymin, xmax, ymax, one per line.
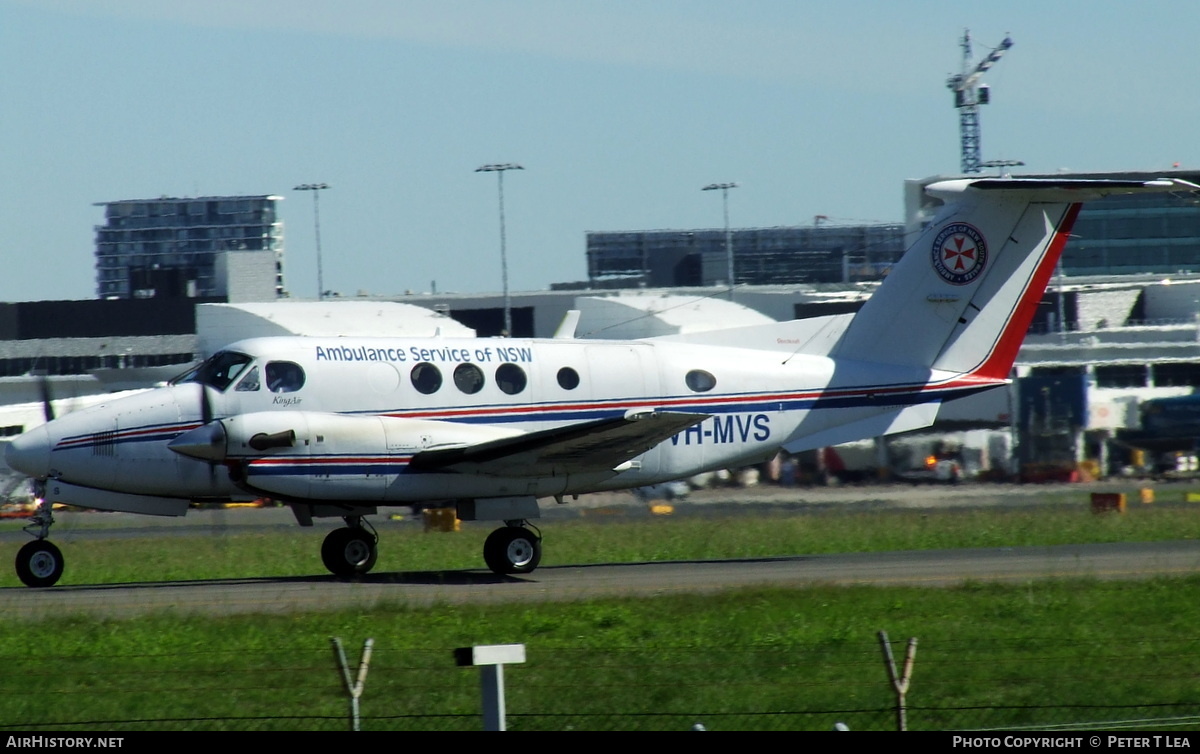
<box><xmin>173</xmin><ymin>351</ymin><xmax>253</xmax><ymax>391</ymax></box>
<box><xmin>235</xmin><ymin>366</ymin><xmax>261</xmax><ymax>392</ymax></box>
<box><xmin>266</xmin><ymin>362</ymin><xmax>306</xmax><ymax>393</ymax></box>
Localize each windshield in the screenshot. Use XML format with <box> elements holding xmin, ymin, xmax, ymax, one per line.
<box><xmin>171</xmin><ymin>351</ymin><xmax>254</xmax><ymax>391</ymax></box>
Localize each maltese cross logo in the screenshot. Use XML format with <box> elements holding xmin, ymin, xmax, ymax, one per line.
<box><xmin>931</xmin><ymin>222</ymin><xmax>987</xmax><ymax>285</ymax></box>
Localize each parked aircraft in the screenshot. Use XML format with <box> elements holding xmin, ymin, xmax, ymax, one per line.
<box><xmin>7</xmin><ymin>177</ymin><xmax>1197</xmax><ymax>586</ymax></box>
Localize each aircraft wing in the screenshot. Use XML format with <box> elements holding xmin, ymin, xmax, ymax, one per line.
<box><xmin>407</xmin><ymin>411</ymin><xmax>709</xmax><ymax>477</ymax></box>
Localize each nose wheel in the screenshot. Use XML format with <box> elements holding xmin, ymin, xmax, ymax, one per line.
<box><xmin>16</xmin><ymin>540</ymin><xmax>64</xmax><ymax>588</ymax></box>
<box><xmin>15</xmin><ymin>491</ymin><xmax>63</xmax><ymax>588</ymax></box>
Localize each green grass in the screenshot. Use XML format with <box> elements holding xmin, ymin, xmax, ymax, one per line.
<box><xmin>1</xmin><ymin>579</ymin><xmax>1199</xmax><ymax>730</ymax></box>
<box><xmin>1</xmin><ymin>501</ymin><xmax>1197</xmax><ymax>586</ymax></box>
<box><xmin>1</xmin><ymin>502</ymin><xmax>1199</xmax><ymax>730</ymax></box>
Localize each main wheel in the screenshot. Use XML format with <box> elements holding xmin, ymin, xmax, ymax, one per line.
<box><xmin>320</xmin><ymin>528</ymin><xmax>378</xmax><ymax>578</ymax></box>
<box><xmin>16</xmin><ymin>540</ymin><xmax>64</xmax><ymax>588</ymax></box>
<box><xmin>483</xmin><ymin>526</ymin><xmax>542</xmax><ymax>575</ymax></box>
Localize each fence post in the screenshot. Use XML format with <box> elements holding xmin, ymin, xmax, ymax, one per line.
<box><xmin>878</xmin><ymin>631</ymin><xmax>917</xmax><ymax>731</ymax></box>
<box><xmin>332</xmin><ymin>637</ymin><xmax>374</xmax><ymax>731</ymax></box>
<box><xmin>454</xmin><ymin>643</ymin><xmax>526</xmax><ymax>731</ymax></box>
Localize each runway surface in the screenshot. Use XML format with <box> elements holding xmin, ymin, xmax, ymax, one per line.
<box><xmin>3</xmin><ymin>539</ymin><xmax>1199</xmax><ymax>621</ymax></box>
<box><xmin>3</xmin><ymin>483</ymin><xmax>1199</xmax><ymax>620</ymax></box>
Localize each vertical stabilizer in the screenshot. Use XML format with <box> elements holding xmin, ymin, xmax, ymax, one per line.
<box><xmin>829</xmin><ymin>178</ymin><xmax>1199</xmax><ymax>380</ymax></box>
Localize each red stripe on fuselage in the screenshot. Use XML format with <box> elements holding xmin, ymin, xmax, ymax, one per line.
<box><xmin>970</xmin><ymin>202</ymin><xmax>1082</xmax><ymax>381</ymax></box>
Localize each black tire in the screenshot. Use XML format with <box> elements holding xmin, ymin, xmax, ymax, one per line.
<box><xmin>320</xmin><ymin>528</ymin><xmax>378</xmax><ymax>578</ymax></box>
<box><xmin>16</xmin><ymin>540</ymin><xmax>64</xmax><ymax>588</ymax></box>
<box><xmin>483</xmin><ymin>526</ymin><xmax>542</xmax><ymax>575</ymax></box>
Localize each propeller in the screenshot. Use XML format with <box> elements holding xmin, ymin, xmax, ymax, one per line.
<box><xmin>199</xmin><ymin>379</ymin><xmax>213</xmax><ymax>426</ymax></box>
<box><xmin>35</xmin><ymin>370</ymin><xmax>55</xmax><ymax>423</ymax></box>
<box><xmin>195</xmin><ymin>381</ymin><xmax>221</xmax><ymax>486</ymax></box>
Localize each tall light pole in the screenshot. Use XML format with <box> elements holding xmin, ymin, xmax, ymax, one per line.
<box><xmin>294</xmin><ymin>183</ymin><xmax>330</xmax><ymax>299</ymax></box>
<box><xmin>702</xmin><ymin>182</ymin><xmax>738</xmax><ymax>300</ymax></box>
<box><xmin>475</xmin><ymin>163</ymin><xmax>523</xmax><ymax>336</ymax></box>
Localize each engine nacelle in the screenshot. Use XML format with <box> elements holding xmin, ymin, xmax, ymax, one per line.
<box><xmin>169</xmin><ymin>411</ymin><xmax>521</xmax><ymax>501</ymax></box>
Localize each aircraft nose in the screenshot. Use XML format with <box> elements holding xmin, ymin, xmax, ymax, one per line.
<box><xmin>6</xmin><ymin>425</ymin><xmax>51</xmax><ymax>478</ymax></box>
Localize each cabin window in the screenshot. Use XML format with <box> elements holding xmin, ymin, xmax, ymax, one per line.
<box><xmin>454</xmin><ymin>363</ymin><xmax>485</xmax><ymax>394</ymax></box>
<box><xmin>235</xmin><ymin>366</ymin><xmax>260</xmax><ymax>391</ymax></box>
<box><xmin>685</xmin><ymin>369</ymin><xmax>716</xmax><ymax>392</ymax></box>
<box><xmin>411</xmin><ymin>362</ymin><xmax>443</xmax><ymax>394</ymax></box>
<box><xmin>496</xmin><ymin>363</ymin><xmax>527</xmax><ymax>395</ymax></box>
<box><xmin>556</xmin><ymin>367</ymin><xmax>580</xmax><ymax>390</ymax></box>
<box><xmin>266</xmin><ymin>362</ymin><xmax>305</xmax><ymax>393</ymax></box>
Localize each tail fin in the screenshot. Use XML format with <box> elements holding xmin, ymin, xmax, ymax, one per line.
<box><xmin>830</xmin><ymin>177</ymin><xmax>1200</xmax><ymax>379</ymax></box>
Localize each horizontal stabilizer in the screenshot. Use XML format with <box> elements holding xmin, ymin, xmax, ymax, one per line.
<box><xmin>931</xmin><ymin>177</ymin><xmax>1193</xmax><ymax>199</ymax></box>
<box><xmin>783</xmin><ymin>402</ymin><xmax>941</xmax><ymax>454</ymax></box>
<box><xmin>409</xmin><ymin>411</ymin><xmax>709</xmax><ymax>477</ymax></box>
<box><xmin>649</xmin><ymin>313</ymin><xmax>855</xmax><ymax>355</ymax></box>
<box><xmin>829</xmin><ymin>176</ymin><xmax>1200</xmax><ymax>378</ymax></box>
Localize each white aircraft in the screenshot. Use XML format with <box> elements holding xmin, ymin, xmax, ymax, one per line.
<box><xmin>6</xmin><ymin>177</ymin><xmax>1196</xmax><ymax>587</ymax></box>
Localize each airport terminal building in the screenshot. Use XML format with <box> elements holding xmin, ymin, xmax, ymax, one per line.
<box><xmin>585</xmin><ymin>224</ymin><xmax>907</xmax><ymax>288</ymax></box>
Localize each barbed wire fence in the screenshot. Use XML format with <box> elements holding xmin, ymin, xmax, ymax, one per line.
<box><xmin>1</xmin><ymin>633</ymin><xmax>1199</xmax><ymax>731</ymax></box>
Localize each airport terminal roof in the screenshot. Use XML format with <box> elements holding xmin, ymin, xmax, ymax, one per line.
<box><xmin>574</xmin><ymin>292</ymin><xmax>775</xmax><ymax>339</ymax></box>
<box><xmin>196</xmin><ymin>301</ymin><xmax>475</xmax><ymax>357</ymax></box>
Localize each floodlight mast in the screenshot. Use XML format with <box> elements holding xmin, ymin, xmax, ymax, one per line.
<box><xmin>702</xmin><ymin>182</ymin><xmax>739</xmax><ymax>301</ymax></box>
<box><xmin>294</xmin><ymin>183</ymin><xmax>331</xmax><ymax>299</ymax></box>
<box><xmin>946</xmin><ymin>30</ymin><xmax>1013</xmax><ymax>174</ymax></box>
<box><xmin>475</xmin><ymin>163</ymin><xmax>524</xmax><ymax>336</ymax></box>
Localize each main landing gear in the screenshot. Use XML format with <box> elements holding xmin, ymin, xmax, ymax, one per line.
<box><xmin>321</xmin><ymin>517</ymin><xmax>379</xmax><ymax>579</ymax></box>
<box><xmin>317</xmin><ymin>515</ymin><xmax>542</xmax><ymax>578</ymax></box>
<box><xmin>15</xmin><ymin>492</ymin><xmax>64</xmax><ymax>588</ymax></box>
<box><xmin>483</xmin><ymin>522</ymin><xmax>542</xmax><ymax>575</ymax></box>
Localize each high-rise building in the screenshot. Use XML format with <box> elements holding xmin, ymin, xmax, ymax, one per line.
<box><xmin>94</xmin><ymin>195</ymin><xmax>284</xmax><ymax>299</ymax></box>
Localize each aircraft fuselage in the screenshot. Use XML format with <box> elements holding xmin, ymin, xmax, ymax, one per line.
<box><xmin>7</xmin><ymin>334</ymin><xmax>959</xmax><ymax>507</ymax></box>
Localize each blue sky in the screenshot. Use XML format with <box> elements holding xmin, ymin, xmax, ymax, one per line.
<box><xmin>2</xmin><ymin>1</ymin><xmax>1199</xmax><ymax>302</ymax></box>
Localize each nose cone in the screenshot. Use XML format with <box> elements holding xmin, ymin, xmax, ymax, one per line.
<box><xmin>167</xmin><ymin>421</ymin><xmax>227</xmax><ymax>462</ymax></box>
<box><xmin>6</xmin><ymin>425</ymin><xmax>51</xmax><ymax>478</ymax></box>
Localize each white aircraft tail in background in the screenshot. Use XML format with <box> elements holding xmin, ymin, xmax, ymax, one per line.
<box><xmin>7</xmin><ymin>176</ymin><xmax>1197</xmax><ymax>586</ymax></box>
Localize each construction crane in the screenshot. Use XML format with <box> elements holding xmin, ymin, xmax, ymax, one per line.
<box><xmin>946</xmin><ymin>29</ymin><xmax>1013</xmax><ymax>174</ymax></box>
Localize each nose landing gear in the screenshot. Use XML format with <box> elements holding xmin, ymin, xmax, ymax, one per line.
<box><xmin>15</xmin><ymin>492</ymin><xmax>64</xmax><ymax>588</ymax></box>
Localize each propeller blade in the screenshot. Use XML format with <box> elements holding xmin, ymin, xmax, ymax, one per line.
<box><xmin>199</xmin><ymin>382</ymin><xmax>213</xmax><ymax>425</ymax></box>
<box><xmin>36</xmin><ymin>372</ymin><xmax>54</xmax><ymax>423</ymax></box>
<box><xmin>195</xmin><ymin>382</ymin><xmax>219</xmax><ymax>484</ymax></box>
